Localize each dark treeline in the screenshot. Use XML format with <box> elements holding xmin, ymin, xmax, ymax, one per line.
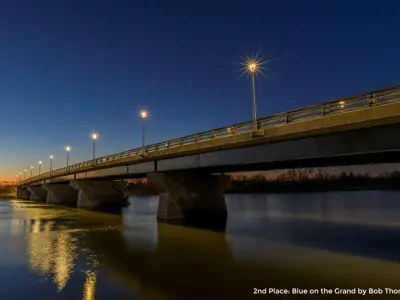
<box><xmin>227</xmin><ymin>169</ymin><xmax>400</xmax><ymax>193</ymax></box>
<box><xmin>0</xmin><ymin>186</ymin><xmax>13</xmax><ymax>193</ymax></box>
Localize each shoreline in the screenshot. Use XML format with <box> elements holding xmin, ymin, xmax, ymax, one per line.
<box><xmin>226</xmin><ymin>181</ymin><xmax>400</xmax><ymax>194</ymax></box>
<box><xmin>124</xmin><ymin>183</ymin><xmax>400</xmax><ymax>196</ymax></box>
<box><xmin>7</xmin><ymin>180</ymin><xmax>400</xmax><ymax>200</ymax></box>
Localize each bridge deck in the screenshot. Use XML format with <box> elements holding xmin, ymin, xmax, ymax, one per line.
<box><xmin>16</xmin><ymin>84</ymin><xmax>400</xmax><ymax>186</ymax></box>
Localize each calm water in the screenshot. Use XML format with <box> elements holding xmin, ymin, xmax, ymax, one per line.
<box><xmin>2</xmin><ymin>191</ymin><xmax>400</xmax><ymax>299</ymax></box>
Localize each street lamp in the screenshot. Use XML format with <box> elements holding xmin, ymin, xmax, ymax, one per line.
<box><xmin>38</xmin><ymin>161</ymin><xmax>42</xmax><ymax>175</ymax></box>
<box><xmin>49</xmin><ymin>155</ymin><xmax>54</xmax><ymax>172</ymax></box>
<box><xmin>90</xmin><ymin>133</ymin><xmax>99</xmax><ymax>159</ymax></box>
<box><xmin>65</xmin><ymin>146</ymin><xmax>71</xmax><ymax>167</ymax></box>
<box><xmin>247</xmin><ymin>60</ymin><xmax>260</xmax><ymax>131</ymax></box>
<box><xmin>139</xmin><ymin>109</ymin><xmax>149</xmax><ymax>153</ymax></box>
<box><xmin>239</xmin><ymin>54</ymin><xmax>268</xmax><ymax>131</ymax></box>
<box><xmin>30</xmin><ymin>166</ymin><xmax>33</xmax><ymax>177</ymax></box>
<box><xmin>24</xmin><ymin>169</ymin><xmax>27</xmax><ymax>179</ymax></box>
<box><xmin>19</xmin><ymin>172</ymin><xmax>22</xmax><ymax>181</ymax></box>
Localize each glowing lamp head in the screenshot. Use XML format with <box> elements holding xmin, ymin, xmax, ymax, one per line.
<box><xmin>50</xmin><ymin>155</ymin><xmax>54</xmax><ymax>159</ymax></box>
<box><xmin>24</xmin><ymin>169</ymin><xmax>27</xmax><ymax>172</ymax></box>
<box><xmin>91</xmin><ymin>133</ymin><xmax>99</xmax><ymax>140</ymax></box>
<box><xmin>247</xmin><ymin>62</ymin><xmax>257</xmax><ymax>73</ymax></box>
<box><xmin>30</xmin><ymin>166</ymin><xmax>33</xmax><ymax>169</ymax></box>
<box><xmin>19</xmin><ymin>172</ymin><xmax>22</xmax><ymax>175</ymax></box>
<box><xmin>38</xmin><ymin>161</ymin><xmax>42</xmax><ymax>165</ymax></box>
<box><xmin>66</xmin><ymin>146</ymin><xmax>71</xmax><ymax>152</ymax></box>
<box><xmin>140</xmin><ymin>110</ymin><xmax>148</xmax><ymax>119</ymax></box>
<box><xmin>339</xmin><ymin>100</ymin><xmax>345</xmax><ymax>108</ymax></box>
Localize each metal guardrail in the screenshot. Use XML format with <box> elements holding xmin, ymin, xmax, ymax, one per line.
<box><xmin>17</xmin><ymin>84</ymin><xmax>400</xmax><ymax>185</ymax></box>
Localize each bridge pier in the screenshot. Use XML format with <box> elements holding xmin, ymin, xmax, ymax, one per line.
<box><xmin>71</xmin><ymin>180</ymin><xmax>128</xmax><ymax>210</ymax></box>
<box><xmin>42</xmin><ymin>184</ymin><xmax>79</xmax><ymax>206</ymax></box>
<box><xmin>16</xmin><ymin>188</ymin><xmax>31</xmax><ymax>200</ymax></box>
<box><xmin>147</xmin><ymin>172</ymin><xmax>229</xmax><ymax>224</ymax></box>
<box><xmin>27</xmin><ymin>186</ymin><xmax>47</xmax><ymax>202</ymax></box>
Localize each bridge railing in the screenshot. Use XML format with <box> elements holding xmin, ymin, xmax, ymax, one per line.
<box><xmin>18</xmin><ymin>84</ymin><xmax>400</xmax><ymax>185</ymax></box>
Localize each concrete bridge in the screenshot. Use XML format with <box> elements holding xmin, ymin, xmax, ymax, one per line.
<box><xmin>15</xmin><ymin>84</ymin><xmax>400</xmax><ymax>222</ymax></box>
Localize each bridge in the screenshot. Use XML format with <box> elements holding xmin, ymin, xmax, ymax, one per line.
<box><xmin>15</xmin><ymin>84</ymin><xmax>400</xmax><ymax>222</ymax></box>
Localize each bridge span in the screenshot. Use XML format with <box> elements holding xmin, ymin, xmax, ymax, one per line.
<box><xmin>15</xmin><ymin>84</ymin><xmax>400</xmax><ymax>222</ymax></box>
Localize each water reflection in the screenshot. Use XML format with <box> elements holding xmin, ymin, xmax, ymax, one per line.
<box><xmin>10</xmin><ymin>201</ymin><xmax>102</xmax><ymax>299</ymax></box>
<box><xmin>6</xmin><ymin>194</ymin><xmax>400</xmax><ymax>299</ymax></box>
<box><xmin>82</xmin><ymin>270</ymin><xmax>97</xmax><ymax>300</ymax></box>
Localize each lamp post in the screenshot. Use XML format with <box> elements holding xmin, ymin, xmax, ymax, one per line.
<box><xmin>91</xmin><ymin>133</ymin><xmax>99</xmax><ymax>160</ymax></box>
<box><xmin>239</xmin><ymin>55</ymin><xmax>268</xmax><ymax>131</ymax></box>
<box><xmin>38</xmin><ymin>161</ymin><xmax>42</xmax><ymax>175</ymax></box>
<box><xmin>249</xmin><ymin>63</ymin><xmax>258</xmax><ymax>130</ymax></box>
<box><xmin>65</xmin><ymin>146</ymin><xmax>71</xmax><ymax>167</ymax></box>
<box><xmin>139</xmin><ymin>109</ymin><xmax>149</xmax><ymax>153</ymax></box>
<box><xmin>49</xmin><ymin>155</ymin><xmax>54</xmax><ymax>172</ymax></box>
<box><xmin>24</xmin><ymin>169</ymin><xmax>27</xmax><ymax>179</ymax></box>
<box><xmin>30</xmin><ymin>166</ymin><xmax>33</xmax><ymax>177</ymax></box>
<box><xmin>19</xmin><ymin>172</ymin><xmax>22</xmax><ymax>181</ymax></box>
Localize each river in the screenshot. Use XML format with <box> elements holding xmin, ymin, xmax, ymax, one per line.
<box><xmin>1</xmin><ymin>191</ymin><xmax>400</xmax><ymax>299</ymax></box>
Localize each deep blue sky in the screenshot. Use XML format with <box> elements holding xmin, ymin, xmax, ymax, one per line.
<box><xmin>1</xmin><ymin>0</ymin><xmax>400</xmax><ymax>179</ymax></box>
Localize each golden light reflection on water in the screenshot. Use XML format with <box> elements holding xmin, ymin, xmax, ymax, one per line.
<box><xmin>53</xmin><ymin>230</ymin><xmax>77</xmax><ymax>291</ymax></box>
<box><xmin>10</xmin><ymin>201</ymin><xmax>100</xmax><ymax>298</ymax></box>
<box><xmin>28</xmin><ymin>220</ymin><xmax>55</xmax><ymax>275</ymax></box>
<box><xmin>83</xmin><ymin>270</ymin><xmax>97</xmax><ymax>300</ymax></box>
<box><xmin>27</xmin><ymin>220</ymin><xmax>77</xmax><ymax>291</ymax></box>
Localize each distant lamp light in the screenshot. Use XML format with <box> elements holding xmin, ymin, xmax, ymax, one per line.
<box><xmin>49</xmin><ymin>155</ymin><xmax>54</xmax><ymax>172</ymax></box>
<box><xmin>90</xmin><ymin>132</ymin><xmax>100</xmax><ymax>159</ymax></box>
<box><xmin>339</xmin><ymin>100</ymin><xmax>345</xmax><ymax>108</ymax></box>
<box><xmin>138</xmin><ymin>108</ymin><xmax>150</xmax><ymax>153</ymax></box>
<box><xmin>65</xmin><ymin>146</ymin><xmax>71</xmax><ymax>167</ymax></box>
<box><xmin>139</xmin><ymin>109</ymin><xmax>148</xmax><ymax>119</ymax></box>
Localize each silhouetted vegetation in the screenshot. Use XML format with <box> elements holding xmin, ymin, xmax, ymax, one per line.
<box><xmin>124</xmin><ymin>179</ymin><xmax>157</xmax><ymax>196</ymax></box>
<box><xmin>227</xmin><ymin>169</ymin><xmax>400</xmax><ymax>193</ymax></box>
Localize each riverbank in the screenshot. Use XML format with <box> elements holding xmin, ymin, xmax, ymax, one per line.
<box><xmin>226</xmin><ymin>183</ymin><xmax>400</xmax><ymax>194</ymax></box>
<box><xmin>123</xmin><ymin>180</ymin><xmax>400</xmax><ymax>196</ymax></box>
<box><xmin>227</xmin><ymin>174</ymin><xmax>400</xmax><ymax>193</ymax></box>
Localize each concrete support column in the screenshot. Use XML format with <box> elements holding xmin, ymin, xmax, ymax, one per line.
<box><xmin>147</xmin><ymin>172</ymin><xmax>229</xmax><ymax>223</ymax></box>
<box><xmin>27</xmin><ymin>186</ymin><xmax>47</xmax><ymax>202</ymax></box>
<box><xmin>71</xmin><ymin>180</ymin><xmax>128</xmax><ymax>210</ymax></box>
<box><xmin>42</xmin><ymin>184</ymin><xmax>78</xmax><ymax>206</ymax></box>
<box><xmin>16</xmin><ymin>188</ymin><xmax>31</xmax><ymax>200</ymax></box>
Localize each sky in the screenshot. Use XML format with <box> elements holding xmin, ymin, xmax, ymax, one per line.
<box><xmin>1</xmin><ymin>0</ymin><xmax>400</xmax><ymax>180</ymax></box>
